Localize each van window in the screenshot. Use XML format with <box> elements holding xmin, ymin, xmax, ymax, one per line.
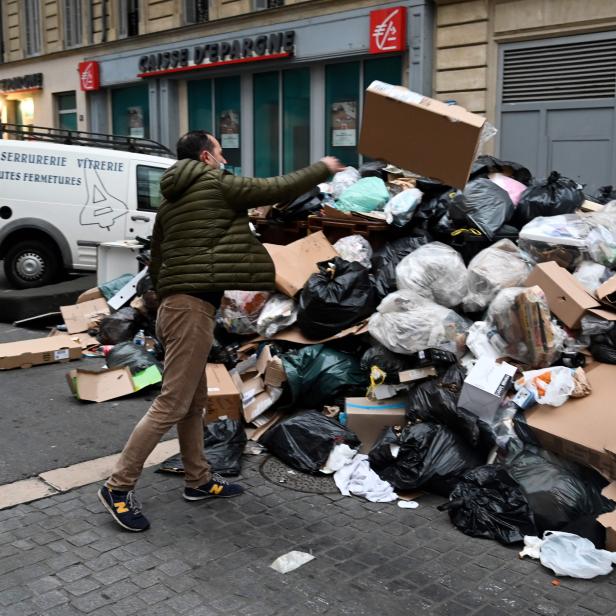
<box><xmin>137</xmin><ymin>165</ymin><xmax>165</xmax><ymax>211</ymax></box>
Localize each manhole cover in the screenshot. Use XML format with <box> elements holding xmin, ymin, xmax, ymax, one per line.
<box><xmin>260</xmin><ymin>456</ymin><xmax>339</xmax><ymax>494</ymax></box>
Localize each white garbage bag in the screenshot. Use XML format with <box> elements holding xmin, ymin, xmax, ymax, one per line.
<box><xmin>255</xmin><ymin>293</ymin><xmax>298</xmax><ymax>338</ymax></box>
<box><xmin>333</xmin><ymin>235</ymin><xmax>373</xmax><ymax>269</ymax></box>
<box><xmin>330</xmin><ymin>167</ymin><xmax>361</xmax><ymax>199</ymax></box>
<box><xmin>396</xmin><ymin>242</ymin><xmax>468</xmax><ymax>307</ymax></box>
<box><xmin>384</xmin><ymin>188</ymin><xmax>423</xmax><ymax>227</ymax></box>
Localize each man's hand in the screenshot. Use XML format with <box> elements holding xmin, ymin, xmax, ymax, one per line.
<box><xmin>320</xmin><ymin>156</ymin><xmax>345</xmax><ymax>174</ymax></box>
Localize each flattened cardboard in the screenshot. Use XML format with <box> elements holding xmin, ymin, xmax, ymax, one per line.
<box><xmin>256</xmin><ymin>345</ymin><xmax>287</xmax><ymax>387</ymax></box>
<box><xmin>263</xmin><ymin>231</ymin><xmax>338</xmax><ymax>297</ymax></box>
<box><xmin>60</xmin><ymin>298</ymin><xmax>110</xmax><ymax>334</ymax></box>
<box><xmin>205</xmin><ymin>363</ymin><xmax>241</xmax><ymax>423</ymax></box>
<box><xmin>580</xmin><ymin>200</ymin><xmax>605</xmax><ymax>213</ymax></box>
<box><xmin>76</xmin><ymin>287</ymin><xmax>104</xmax><ymax>304</ymax></box>
<box><xmin>399</xmin><ymin>367</ymin><xmax>438</xmax><ymax>383</ymax></box>
<box><xmin>359</xmin><ymin>81</ymin><xmax>485</xmax><ymax>189</ymax></box>
<box><xmin>345</xmin><ymin>396</ymin><xmax>407</xmax><ymax>453</ymax></box>
<box><xmin>66</xmin><ymin>367</ymin><xmax>135</xmax><ymax>403</ymax></box>
<box><xmin>525</xmin><ymin>261</ymin><xmax>616</xmax><ymax>328</ymax></box>
<box><xmin>247</xmin><ymin>409</ymin><xmax>284</xmax><ymax>441</ymax></box>
<box><xmin>0</xmin><ymin>336</ymin><xmax>82</xmax><ymax>370</ymax></box>
<box><xmin>524</xmin><ymin>363</ymin><xmax>616</xmax><ymax>481</ymax></box>
<box><xmin>253</xmin><ymin>320</ymin><xmax>369</xmax><ymax>346</ymax></box>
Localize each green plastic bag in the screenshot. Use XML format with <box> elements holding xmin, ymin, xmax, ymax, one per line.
<box><xmin>336</xmin><ymin>177</ymin><xmax>390</xmax><ymax>213</ymax></box>
<box><xmin>99</xmin><ymin>273</ymin><xmax>134</xmax><ymax>300</ymax></box>
<box><xmin>282</xmin><ymin>344</ymin><xmax>365</xmax><ymax>409</ymax></box>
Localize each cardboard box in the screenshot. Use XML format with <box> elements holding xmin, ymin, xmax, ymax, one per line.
<box><xmin>525</xmin><ymin>262</ymin><xmax>616</xmax><ymax>329</ymax></box>
<box><xmin>458</xmin><ymin>358</ymin><xmax>517</xmax><ymax>423</ymax></box>
<box><xmin>580</xmin><ymin>200</ymin><xmax>605</xmax><ymax>213</ymax></box>
<box><xmin>524</xmin><ymin>363</ymin><xmax>616</xmax><ymax>481</ymax></box>
<box><xmin>256</xmin><ymin>345</ymin><xmax>287</xmax><ymax>387</ymax></box>
<box><xmin>598</xmin><ymin>482</ymin><xmax>616</xmax><ymax>551</ymax></box>
<box><xmin>596</xmin><ymin>274</ymin><xmax>616</xmax><ymax>307</ymax></box>
<box><xmin>345</xmin><ymin>396</ymin><xmax>407</xmax><ymax>453</ymax></box>
<box><xmin>399</xmin><ymin>367</ymin><xmax>438</xmax><ymax>383</ymax></box>
<box><xmin>205</xmin><ymin>363</ymin><xmax>242</xmax><ymax>423</ymax></box>
<box><xmin>76</xmin><ymin>287</ymin><xmax>104</xmax><ymax>304</ymax></box>
<box><xmin>359</xmin><ymin>81</ymin><xmax>486</xmax><ymax>189</ymax></box>
<box><xmin>264</xmin><ymin>231</ymin><xmax>338</xmax><ymax>297</ymax></box>
<box><xmin>66</xmin><ymin>367</ymin><xmax>135</xmax><ymax>403</ymax></box>
<box><xmin>60</xmin><ymin>298</ymin><xmax>110</xmax><ymax>334</ymax></box>
<box><xmin>0</xmin><ymin>336</ymin><xmax>82</xmax><ymax>370</ymax></box>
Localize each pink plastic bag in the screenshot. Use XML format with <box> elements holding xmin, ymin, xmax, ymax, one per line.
<box><xmin>489</xmin><ymin>172</ymin><xmax>527</xmax><ymax>206</ymax></box>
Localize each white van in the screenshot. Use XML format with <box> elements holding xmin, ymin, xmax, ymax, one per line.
<box><xmin>0</xmin><ymin>136</ymin><xmax>174</xmax><ymax>288</ymax></box>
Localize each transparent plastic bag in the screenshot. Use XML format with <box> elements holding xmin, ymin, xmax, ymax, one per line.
<box><xmin>330</xmin><ymin>167</ymin><xmax>361</xmax><ymax>199</ymax></box>
<box><xmin>573</xmin><ymin>261</ymin><xmax>611</xmax><ymax>294</ymax></box>
<box><xmin>384</xmin><ymin>188</ymin><xmax>423</xmax><ymax>227</ymax></box>
<box><xmin>255</xmin><ymin>293</ymin><xmax>298</xmax><ymax>338</ymax></box>
<box><xmin>486</xmin><ymin>286</ymin><xmax>562</xmax><ymax>368</ymax></box>
<box><xmin>368</xmin><ymin>290</ymin><xmax>471</xmax><ymax>357</ymax></box>
<box><xmin>514</xmin><ymin>367</ymin><xmax>576</xmax><ymax>407</ymax></box>
<box><xmin>396</xmin><ymin>242</ymin><xmax>468</xmax><ymax>307</ymax></box>
<box><xmin>463</xmin><ymin>239</ymin><xmax>533</xmax><ymax>312</ymax></box>
<box><xmin>333</xmin><ymin>235</ymin><xmax>373</xmax><ymax>269</ymax></box>
<box><xmin>585</xmin><ymin>205</ymin><xmax>616</xmax><ymax>267</ymax></box>
<box><xmin>220</xmin><ymin>291</ymin><xmax>270</xmax><ymax>335</ymax></box>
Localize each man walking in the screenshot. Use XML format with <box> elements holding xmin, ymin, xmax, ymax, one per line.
<box><xmin>98</xmin><ymin>130</ymin><xmax>343</xmax><ymax>531</ymax></box>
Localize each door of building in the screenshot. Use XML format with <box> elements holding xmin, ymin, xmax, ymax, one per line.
<box><xmin>498</xmin><ymin>33</ymin><xmax>616</xmax><ymax>194</ymax></box>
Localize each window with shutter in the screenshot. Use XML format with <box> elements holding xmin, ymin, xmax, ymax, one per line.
<box><xmin>24</xmin><ymin>0</ymin><xmax>42</xmax><ymax>56</ymax></box>
<box><xmin>63</xmin><ymin>0</ymin><xmax>83</xmax><ymax>48</ymax></box>
<box><xmin>502</xmin><ymin>38</ymin><xmax>616</xmax><ymax>103</ymax></box>
<box><xmin>185</xmin><ymin>0</ymin><xmax>209</xmax><ymax>24</ymax></box>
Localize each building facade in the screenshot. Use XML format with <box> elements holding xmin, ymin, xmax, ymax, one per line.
<box><xmin>2</xmin><ymin>0</ymin><xmax>616</xmax><ymax>189</ymax></box>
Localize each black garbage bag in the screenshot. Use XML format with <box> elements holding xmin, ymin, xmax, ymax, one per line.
<box><xmin>261</xmin><ymin>410</ymin><xmax>360</xmax><ymax>473</ymax></box>
<box><xmin>504</xmin><ymin>443</ymin><xmax>613</xmax><ymax>534</ymax></box>
<box><xmin>449</xmin><ymin>179</ymin><xmax>514</xmax><ymax>240</ymax></box>
<box><xmin>158</xmin><ymin>418</ymin><xmax>246</xmax><ymax>477</ymax></box>
<box><xmin>448</xmin><ymin>224</ymin><xmax>519</xmax><ymax>266</ymax></box>
<box><xmin>406</xmin><ymin>364</ymin><xmax>481</xmax><ymax>447</ymax></box>
<box><xmin>297</xmin><ymin>257</ymin><xmax>378</xmax><ymax>340</ymax></box>
<box><xmin>368</xmin><ymin>423</ymin><xmax>484</xmax><ymax>496</ymax></box>
<box><xmin>359</xmin><ymin>160</ymin><xmax>388</xmax><ymax>180</ymax></box>
<box><xmin>514</xmin><ymin>171</ymin><xmax>584</xmax><ymax>227</ymax></box>
<box><xmin>273</xmin><ymin>187</ymin><xmax>323</xmax><ymax>222</ymax></box>
<box><xmin>469</xmin><ymin>155</ymin><xmax>532</xmax><ymax>186</ymax></box>
<box><xmin>282</xmin><ymin>344</ymin><xmax>365</xmax><ymax>409</ymax></box>
<box><xmin>593</xmin><ymin>185</ymin><xmax>616</xmax><ymax>205</ymax></box>
<box><xmin>413</xmin><ymin>190</ymin><xmax>450</xmax><ymax>232</ymax></box>
<box><xmin>590</xmin><ymin>340</ymin><xmax>616</xmax><ymax>364</ymax></box>
<box><xmin>360</xmin><ymin>342</ymin><xmax>413</xmax><ymax>383</ymax></box>
<box><xmin>97</xmin><ymin>308</ymin><xmax>142</xmax><ymax>345</ymax></box>
<box><xmin>106</xmin><ymin>341</ymin><xmax>161</xmax><ymax>374</ymax></box>
<box><xmin>371</xmin><ymin>236</ymin><xmax>429</xmax><ymax>299</ymax></box>
<box><xmin>203</xmin><ymin>418</ymin><xmax>247</xmax><ymax>476</ymax></box>
<box><xmin>439</xmin><ymin>465</ymin><xmax>537</xmax><ymax>544</ymax></box>
<box><xmin>208</xmin><ymin>338</ymin><xmax>240</xmax><ymax>369</ymax></box>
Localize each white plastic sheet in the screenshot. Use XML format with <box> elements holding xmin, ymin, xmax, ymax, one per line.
<box><xmin>255</xmin><ymin>294</ymin><xmax>298</xmax><ymax>338</ymax></box>
<box><xmin>270</xmin><ymin>551</ymin><xmax>315</xmax><ymax>574</ymax></box>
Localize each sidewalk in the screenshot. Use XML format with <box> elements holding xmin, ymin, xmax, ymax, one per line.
<box><xmin>0</xmin><ymin>456</ymin><xmax>614</xmax><ymax>616</ymax></box>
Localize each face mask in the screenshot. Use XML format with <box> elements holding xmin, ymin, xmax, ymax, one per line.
<box><xmin>207</xmin><ymin>154</ymin><xmax>226</xmax><ymax>171</ymax></box>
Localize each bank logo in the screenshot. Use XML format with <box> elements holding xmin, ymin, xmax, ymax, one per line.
<box><xmin>370</xmin><ymin>7</ymin><xmax>407</xmax><ymax>55</ymax></box>
<box><xmin>78</xmin><ymin>61</ymin><xmax>100</xmax><ymax>92</ymax></box>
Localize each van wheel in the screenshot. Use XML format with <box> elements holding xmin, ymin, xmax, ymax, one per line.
<box><xmin>4</xmin><ymin>240</ymin><xmax>61</xmax><ymax>289</ymax></box>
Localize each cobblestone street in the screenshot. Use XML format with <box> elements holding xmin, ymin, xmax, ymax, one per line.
<box><xmin>1</xmin><ymin>457</ymin><xmax>615</xmax><ymax>616</ymax></box>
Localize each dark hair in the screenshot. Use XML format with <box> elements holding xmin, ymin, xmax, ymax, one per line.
<box><xmin>176</xmin><ymin>130</ymin><xmax>215</xmax><ymax>161</ymax></box>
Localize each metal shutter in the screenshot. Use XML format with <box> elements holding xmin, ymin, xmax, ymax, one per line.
<box><xmin>502</xmin><ymin>37</ymin><xmax>616</xmax><ymax>103</ymax></box>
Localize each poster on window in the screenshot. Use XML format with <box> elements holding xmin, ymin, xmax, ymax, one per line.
<box><xmin>219</xmin><ymin>109</ymin><xmax>240</xmax><ymax>149</ymax></box>
<box><xmin>127</xmin><ymin>106</ymin><xmax>145</xmax><ymax>138</ymax></box>
<box><xmin>331</xmin><ymin>101</ymin><xmax>357</xmax><ymax>147</ymax></box>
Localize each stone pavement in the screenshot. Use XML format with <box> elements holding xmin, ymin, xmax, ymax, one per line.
<box><xmin>0</xmin><ymin>456</ymin><xmax>615</xmax><ymax>616</ymax></box>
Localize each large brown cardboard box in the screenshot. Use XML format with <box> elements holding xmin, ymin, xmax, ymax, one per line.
<box><xmin>264</xmin><ymin>231</ymin><xmax>338</xmax><ymax>297</ymax></box>
<box><xmin>205</xmin><ymin>364</ymin><xmax>241</xmax><ymax>423</ymax></box>
<box><xmin>359</xmin><ymin>81</ymin><xmax>486</xmax><ymax>189</ymax></box>
<box><xmin>596</xmin><ymin>274</ymin><xmax>616</xmax><ymax>308</ymax></box>
<box><xmin>0</xmin><ymin>336</ymin><xmax>82</xmax><ymax>370</ymax></box>
<box><xmin>525</xmin><ymin>262</ymin><xmax>616</xmax><ymax>329</ymax></box>
<box><xmin>345</xmin><ymin>396</ymin><xmax>407</xmax><ymax>453</ymax></box>
<box><xmin>524</xmin><ymin>363</ymin><xmax>616</xmax><ymax>481</ymax></box>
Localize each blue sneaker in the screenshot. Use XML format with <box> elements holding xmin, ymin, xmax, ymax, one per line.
<box><xmin>98</xmin><ymin>486</ymin><xmax>150</xmax><ymax>532</ymax></box>
<box><xmin>183</xmin><ymin>473</ymin><xmax>244</xmax><ymax>501</ymax></box>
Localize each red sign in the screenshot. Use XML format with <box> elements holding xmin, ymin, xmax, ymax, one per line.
<box><xmin>78</xmin><ymin>61</ymin><xmax>100</xmax><ymax>91</ymax></box>
<box><xmin>370</xmin><ymin>7</ymin><xmax>407</xmax><ymax>54</ymax></box>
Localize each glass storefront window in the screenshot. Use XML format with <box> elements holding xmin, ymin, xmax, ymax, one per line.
<box><xmin>187</xmin><ymin>80</ymin><xmax>213</xmax><ymax>132</ymax></box>
<box><xmin>112</xmin><ymin>84</ymin><xmax>150</xmax><ymax>139</ymax></box>
<box><xmin>253</xmin><ymin>72</ymin><xmax>280</xmax><ymax>178</ymax></box>
<box><xmin>56</xmin><ymin>92</ymin><xmax>77</xmax><ymax>131</ymax></box>
<box><xmin>215</xmin><ymin>76</ymin><xmax>241</xmax><ymax>174</ymax></box>
<box><xmin>364</xmin><ymin>55</ymin><xmax>403</xmax><ymax>90</ymax></box>
<box><xmin>283</xmin><ymin>68</ymin><xmax>310</xmax><ymax>173</ymax></box>
<box><xmin>325</xmin><ymin>62</ymin><xmax>360</xmax><ymax>167</ymax></box>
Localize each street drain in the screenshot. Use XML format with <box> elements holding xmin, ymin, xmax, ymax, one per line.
<box><xmin>260</xmin><ymin>456</ymin><xmax>339</xmax><ymax>494</ymax></box>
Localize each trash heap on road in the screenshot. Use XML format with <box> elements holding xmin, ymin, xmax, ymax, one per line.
<box><xmin>2</xmin><ymin>81</ymin><xmax>616</xmax><ymax>578</ymax></box>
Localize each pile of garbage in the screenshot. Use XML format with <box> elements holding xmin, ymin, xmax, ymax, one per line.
<box><xmin>3</xmin><ymin>82</ymin><xmax>615</xmax><ymax>579</ymax></box>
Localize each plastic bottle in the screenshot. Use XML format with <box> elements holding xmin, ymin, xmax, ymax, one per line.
<box><xmin>133</xmin><ymin>330</ymin><xmax>145</xmax><ymax>346</ymax></box>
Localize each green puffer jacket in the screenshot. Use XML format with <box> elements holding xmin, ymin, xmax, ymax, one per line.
<box><xmin>149</xmin><ymin>160</ymin><xmax>329</xmax><ymax>297</ymax></box>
